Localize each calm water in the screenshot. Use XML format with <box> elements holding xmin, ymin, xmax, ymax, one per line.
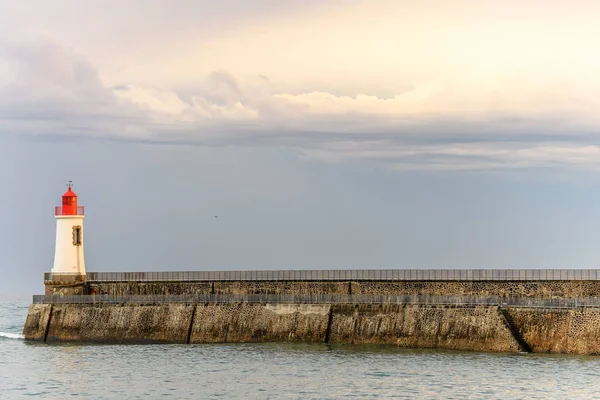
<box><xmin>2</xmin><ymin>299</ymin><xmax>600</xmax><ymax>399</ymax></box>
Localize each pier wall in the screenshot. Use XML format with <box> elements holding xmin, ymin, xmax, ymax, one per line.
<box><xmin>34</xmin><ymin>274</ymin><xmax>600</xmax><ymax>354</ymax></box>
<box><xmin>505</xmin><ymin>308</ymin><xmax>600</xmax><ymax>354</ymax></box>
<box><xmin>23</xmin><ymin>304</ymin><xmax>52</xmax><ymax>341</ymax></box>
<box><xmin>24</xmin><ymin>302</ymin><xmax>527</xmax><ymax>353</ymax></box>
<box><xmin>190</xmin><ymin>303</ymin><xmax>330</xmax><ymax>343</ymax></box>
<box><xmin>328</xmin><ymin>304</ymin><xmax>518</xmax><ymax>352</ymax></box>
<box><xmin>86</xmin><ymin>280</ymin><xmax>600</xmax><ymax>298</ymax></box>
<box><xmin>25</xmin><ymin>303</ymin><xmax>194</xmax><ymax>343</ymax></box>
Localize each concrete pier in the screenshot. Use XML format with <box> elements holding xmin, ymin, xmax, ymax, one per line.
<box><xmin>26</xmin><ymin>269</ymin><xmax>600</xmax><ymax>354</ymax></box>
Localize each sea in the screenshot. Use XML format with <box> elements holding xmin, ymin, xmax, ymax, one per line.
<box><xmin>1</xmin><ymin>298</ymin><xmax>600</xmax><ymax>399</ymax></box>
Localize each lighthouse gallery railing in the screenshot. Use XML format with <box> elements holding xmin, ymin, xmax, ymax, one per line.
<box><xmin>55</xmin><ymin>206</ymin><xmax>84</xmax><ymax>216</ymax></box>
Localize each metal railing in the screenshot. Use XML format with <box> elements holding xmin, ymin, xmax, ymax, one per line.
<box><xmin>45</xmin><ymin>269</ymin><xmax>600</xmax><ymax>282</ymax></box>
<box><xmin>55</xmin><ymin>206</ymin><xmax>84</xmax><ymax>216</ymax></box>
<box><xmin>31</xmin><ymin>293</ymin><xmax>600</xmax><ymax>308</ymax></box>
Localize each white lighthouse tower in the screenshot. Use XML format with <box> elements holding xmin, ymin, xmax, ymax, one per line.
<box><xmin>51</xmin><ymin>182</ymin><xmax>86</xmax><ymax>278</ymax></box>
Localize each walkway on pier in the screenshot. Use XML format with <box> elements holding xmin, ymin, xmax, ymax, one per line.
<box><xmin>32</xmin><ymin>293</ymin><xmax>600</xmax><ymax>308</ymax></box>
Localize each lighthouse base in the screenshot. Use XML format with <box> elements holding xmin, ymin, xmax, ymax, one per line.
<box><xmin>44</xmin><ymin>276</ymin><xmax>88</xmax><ymax>296</ymax></box>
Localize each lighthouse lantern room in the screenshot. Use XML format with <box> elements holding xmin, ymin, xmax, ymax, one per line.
<box><xmin>51</xmin><ymin>182</ymin><xmax>86</xmax><ymax>278</ymax></box>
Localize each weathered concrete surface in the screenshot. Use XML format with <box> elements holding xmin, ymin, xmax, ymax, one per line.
<box><xmin>328</xmin><ymin>304</ymin><xmax>519</xmax><ymax>353</ymax></box>
<box><xmin>24</xmin><ymin>301</ymin><xmax>600</xmax><ymax>354</ymax></box>
<box><xmin>85</xmin><ymin>280</ymin><xmax>600</xmax><ymax>298</ymax></box>
<box><xmin>351</xmin><ymin>281</ymin><xmax>600</xmax><ymax>298</ymax></box>
<box><xmin>23</xmin><ymin>304</ymin><xmax>52</xmax><ymax>341</ymax></box>
<box><xmin>44</xmin><ymin>282</ymin><xmax>87</xmax><ymax>296</ymax></box>
<box><xmin>90</xmin><ymin>281</ymin><xmax>349</xmax><ymax>296</ymax></box>
<box><xmin>25</xmin><ymin>302</ymin><xmax>517</xmax><ymax>352</ymax></box>
<box><xmin>213</xmin><ymin>282</ymin><xmax>349</xmax><ymax>295</ymax></box>
<box><xmin>87</xmin><ymin>282</ymin><xmax>214</xmax><ymax>295</ymax></box>
<box><xmin>44</xmin><ymin>304</ymin><xmax>194</xmax><ymax>343</ymax></box>
<box><xmin>508</xmin><ymin>308</ymin><xmax>600</xmax><ymax>355</ymax></box>
<box><xmin>190</xmin><ymin>303</ymin><xmax>330</xmax><ymax>343</ymax></box>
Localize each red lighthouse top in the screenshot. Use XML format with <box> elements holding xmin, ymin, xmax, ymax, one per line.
<box><xmin>55</xmin><ymin>183</ymin><xmax>84</xmax><ymax>216</ymax></box>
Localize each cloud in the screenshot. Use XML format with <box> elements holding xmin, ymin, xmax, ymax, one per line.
<box><xmin>2</xmin><ymin>39</ymin><xmax>600</xmax><ymax>172</ymax></box>
<box><xmin>301</xmin><ymin>141</ymin><xmax>600</xmax><ymax>171</ymax></box>
<box><xmin>114</xmin><ymin>70</ymin><xmax>260</xmax><ymax>121</ymax></box>
<box><xmin>0</xmin><ymin>40</ymin><xmax>137</xmax><ymax>138</ymax></box>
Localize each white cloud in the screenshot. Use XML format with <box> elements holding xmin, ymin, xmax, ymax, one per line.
<box><xmin>114</xmin><ymin>85</ymin><xmax>259</xmax><ymax>122</ymax></box>
<box><xmin>3</xmin><ymin>0</ymin><xmax>600</xmax><ymax>174</ymax></box>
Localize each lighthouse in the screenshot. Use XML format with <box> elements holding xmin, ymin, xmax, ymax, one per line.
<box><xmin>51</xmin><ymin>182</ymin><xmax>86</xmax><ymax>278</ymax></box>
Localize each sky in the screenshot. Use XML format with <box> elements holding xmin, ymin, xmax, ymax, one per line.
<box><xmin>2</xmin><ymin>1</ymin><xmax>600</xmax><ymax>294</ymax></box>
